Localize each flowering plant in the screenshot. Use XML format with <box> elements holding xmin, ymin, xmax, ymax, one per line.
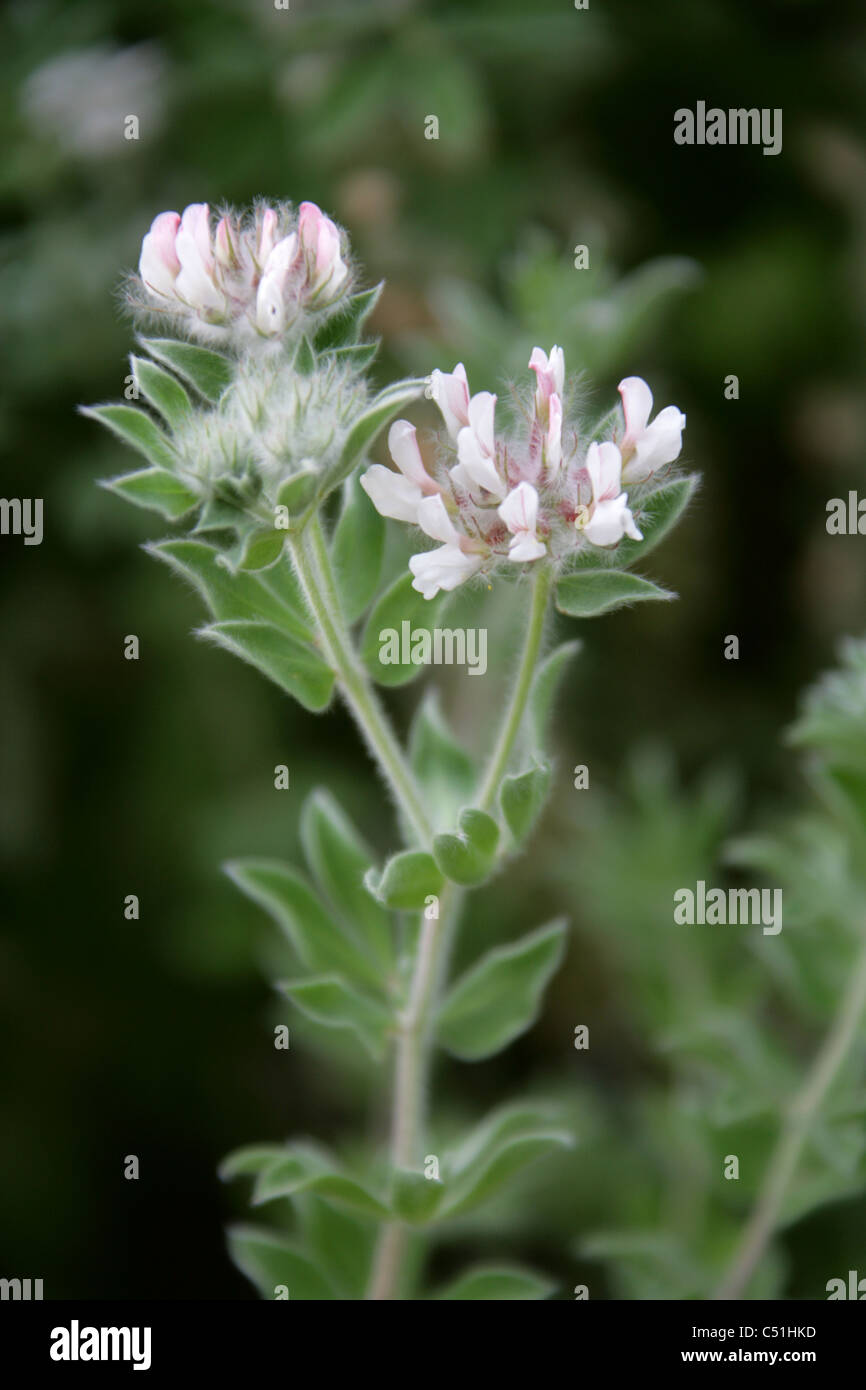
<box><xmin>84</xmin><ymin>198</ymin><xmax>696</xmax><ymax>1300</ymax></box>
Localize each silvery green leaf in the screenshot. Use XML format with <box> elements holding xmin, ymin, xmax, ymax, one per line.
<box><xmin>199</xmin><ymin>619</ymin><xmax>334</xmax><ymax>711</ymax></box>
<box><xmin>130</xmin><ymin>354</ymin><xmax>192</xmax><ymax>429</ymax></box>
<box><xmin>332</xmin><ymin>471</ymin><xmax>385</xmax><ymax>622</ymax></box>
<box><xmin>440</xmin><ymin>1126</ymin><xmax>573</xmax><ymax>1219</ymax></box>
<box><xmin>314</xmin><ymin>283</ymin><xmax>383</xmax><ymax>352</ymax></box>
<box><xmin>101</xmin><ymin>467</ymin><xmax>199</xmax><ymax>520</ymax></box>
<box><xmin>219</xmin><ymin>1144</ymin><xmax>289</xmax><ymax>1181</ymax></box>
<box><xmin>409</xmin><ymin>694</ymin><xmax>476</xmax><ymax>831</ymax></box>
<box><xmin>556</xmin><ymin>570</ymin><xmax>676</xmax><ymax>618</ymax></box>
<box><xmin>614</xmin><ymin>474</ymin><xmax>699</xmax><ymax>566</ymax></box>
<box><xmin>226</xmin><ymin>1225</ymin><xmax>337</xmax><ymax>1300</ymax></box>
<box><xmin>391</xmin><ymin>1169</ymin><xmax>444</xmax><ymax>1224</ymax></box>
<box><xmin>300</xmin><ymin>789</ymin><xmax>393</xmax><ymax>970</ymax></box>
<box><xmin>529</xmin><ymin>640</ymin><xmax>580</xmax><ymax>750</ymax></box>
<box><xmin>248</xmin><ymin>1145</ymin><xmax>389</xmax><ymax>1217</ymax></box>
<box><xmin>225</xmin><ymin>859</ymin><xmax>382</xmax><ymax>989</ymax></box>
<box><xmin>437</xmin><ymin>919</ymin><xmax>568</xmax><ymax>1060</ymax></box>
<box><xmin>82</xmin><ymin>404</ymin><xmax>178</xmax><ymax>471</ymax></box>
<box><xmin>148</xmin><ymin>539</ymin><xmax>313</xmax><ymax>642</ymax></box>
<box><xmin>278</xmin><ymin>974</ymin><xmax>391</xmax><ymax>1060</ymax></box>
<box><xmin>361</xmin><ymin>573</ymin><xmax>447</xmax><ymax>687</ymax></box>
<box><xmin>328</xmin><ymin>377</ymin><xmax>428</xmax><ymax>494</ymax></box>
<box><xmin>141</xmin><ymin>337</ymin><xmax>232</xmax><ymax>403</ymax></box>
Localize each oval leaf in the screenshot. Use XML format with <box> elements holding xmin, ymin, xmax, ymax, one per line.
<box><xmin>437</xmin><ymin>919</ymin><xmax>568</xmax><ymax>1060</ymax></box>
<box><xmin>555</xmin><ymin>570</ymin><xmax>675</xmax><ymax>618</ymax></box>
<box><xmin>199</xmin><ymin>619</ymin><xmax>334</xmax><ymax>711</ymax></box>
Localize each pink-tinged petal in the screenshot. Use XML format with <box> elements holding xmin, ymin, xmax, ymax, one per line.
<box><xmin>624</xmin><ymin>404</ymin><xmax>687</xmax><ymax>482</ymax></box>
<box><xmin>175</xmin><ymin>203</ymin><xmax>224</xmax><ymax>313</ymax></box>
<box><xmin>618</xmin><ymin>376</ymin><xmax>653</xmax><ymax>445</ymax></box>
<box><xmin>139</xmin><ymin>211</ymin><xmax>181</xmax><ymax>298</ymax></box>
<box><xmin>430</xmin><ymin>363</ymin><xmax>470</xmax><ymax>440</ymax></box>
<box><xmin>416</xmin><ymin>493</ymin><xmax>461</xmax><ymax>545</ymax></box>
<box><xmin>409</xmin><ymin>545</ymin><xmax>483</xmax><ymax>599</ymax></box>
<box><xmin>360</xmin><ymin>465</ymin><xmax>423</xmax><ymax>523</ymax></box>
<box><xmin>529</xmin><ymin>345</ymin><xmax>565</xmax><ymax>409</ymax></box>
<box><xmin>258</xmin><ymin>208</ymin><xmax>278</xmax><ymax>265</ymax></box>
<box><xmin>586</xmin><ymin>440</ymin><xmax>623</xmax><ymax>504</ymax></box>
<box><xmin>498</xmin><ymin>481</ymin><xmax>539</xmax><ymax>536</ymax></box>
<box><xmin>298</xmin><ymin>201</ymin><xmax>347</xmax><ymax>297</ymax></box>
<box><xmin>388</xmin><ymin>421</ymin><xmax>438</xmax><ymax>494</ymax></box>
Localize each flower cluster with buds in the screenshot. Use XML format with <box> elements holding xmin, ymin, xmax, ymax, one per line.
<box><xmin>360</xmin><ymin>349</ymin><xmax>686</xmax><ymax>599</ymax></box>
<box><xmin>136</xmin><ymin>200</ymin><xmax>351</xmax><ymax>345</ymax></box>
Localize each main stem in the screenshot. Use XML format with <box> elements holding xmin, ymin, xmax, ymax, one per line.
<box><xmin>289</xmin><ymin>521</ymin><xmax>433</xmax><ymax>846</ymax></box>
<box><xmin>714</xmin><ymin>938</ymin><xmax>866</xmax><ymax>1299</ymax></box>
<box><xmin>368</xmin><ymin>565</ymin><xmax>554</xmax><ymax>1300</ymax></box>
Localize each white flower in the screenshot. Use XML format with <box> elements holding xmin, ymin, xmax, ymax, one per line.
<box><xmin>529</xmin><ymin>345</ymin><xmax>565</xmax><ymax>412</ymax></box>
<box><xmin>618</xmin><ymin>376</ymin><xmax>686</xmax><ymax>483</ymax></box>
<box><xmin>498</xmin><ymin>482</ymin><xmax>546</xmax><ymax>562</ymax></box>
<box><xmin>430</xmin><ymin>363</ymin><xmax>470</xmax><ymax>440</ymax></box>
<box><xmin>408</xmin><ymin>494</ymin><xmax>484</xmax><ymax>599</ymax></box>
<box><xmin>173</xmin><ymin>203</ymin><xmax>225</xmax><ymax>316</ymax></box>
<box><xmin>139</xmin><ymin>210</ymin><xmax>181</xmax><ymax>299</ymax></box>
<box><xmin>360</xmin><ymin>465</ymin><xmax>423</xmax><ymax>523</ymax></box>
<box><xmin>255</xmin><ymin>232</ymin><xmax>299</xmax><ymax>335</ymax></box>
<box><xmin>453</xmin><ymin>392</ymin><xmax>505</xmax><ymax>499</ymax></box>
<box><xmin>359</xmin><ymin>420</ymin><xmax>439</xmax><ymax>523</ymax></box>
<box><xmin>579</xmin><ymin>441</ymin><xmax>642</xmax><ymax>547</ymax></box>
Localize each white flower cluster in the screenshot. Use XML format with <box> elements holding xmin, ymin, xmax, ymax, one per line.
<box><xmin>361</xmin><ymin>349</ymin><xmax>686</xmax><ymax>599</ymax></box>
<box><xmin>137</xmin><ymin>200</ymin><xmax>350</xmax><ymax>343</ymax></box>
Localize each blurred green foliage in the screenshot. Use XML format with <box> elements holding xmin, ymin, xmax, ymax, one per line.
<box><xmin>2</xmin><ymin>0</ymin><xmax>866</xmax><ymax>1297</ymax></box>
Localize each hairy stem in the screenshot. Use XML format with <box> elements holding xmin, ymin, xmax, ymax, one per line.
<box><xmin>477</xmin><ymin>563</ymin><xmax>553</xmax><ymax>811</ymax></box>
<box><xmin>714</xmin><ymin>938</ymin><xmax>866</xmax><ymax>1299</ymax></box>
<box><xmin>288</xmin><ymin>524</ymin><xmax>433</xmax><ymax>845</ymax></box>
<box><xmin>366</xmin><ymin>884</ymin><xmax>461</xmax><ymax>1300</ymax></box>
<box><xmin>367</xmin><ymin>566</ymin><xmax>554</xmax><ymax>1300</ymax></box>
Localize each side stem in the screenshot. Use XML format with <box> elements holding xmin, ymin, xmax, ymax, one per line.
<box><xmin>714</xmin><ymin>938</ymin><xmax>866</xmax><ymax>1299</ymax></box>
<box><xmin>478</xmin><ymin>564</ymin><xmax>553</xmax><ymax>811</ymax></box>
<box><xmin>288</xmin><ymin>523</ymin><xmax>433</xmax><ymax>845</ymax></box>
